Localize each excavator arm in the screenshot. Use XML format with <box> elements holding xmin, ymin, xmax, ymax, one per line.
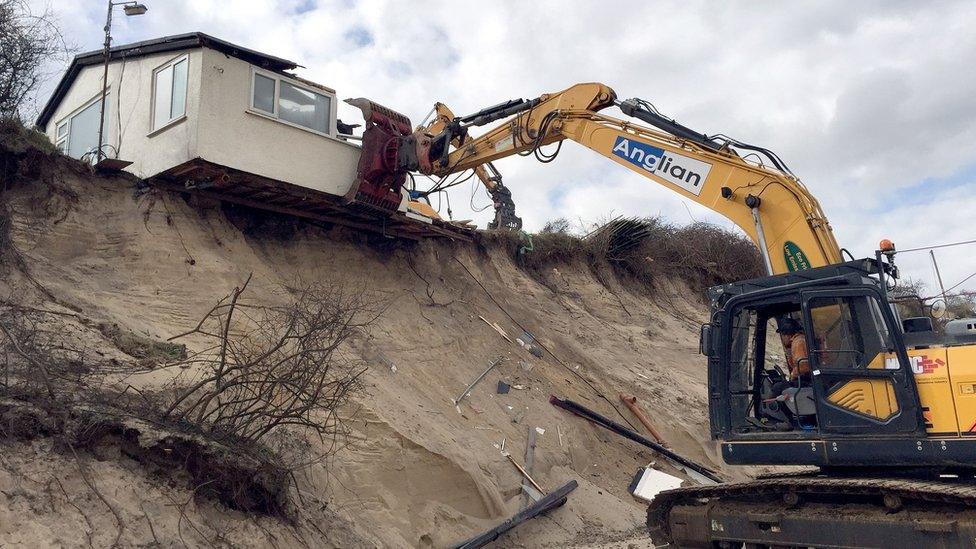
<box><xmin>353</xmin><ymin>82</ymin><xmax>843</xmax><ymax>274</ymax></box>
<box><xmin>416</xmin><ymin>103</ymin><xmax>522</xmax><ymax>230</ymax></box>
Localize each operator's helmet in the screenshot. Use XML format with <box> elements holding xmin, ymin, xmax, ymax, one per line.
<box><xmin>776</xmin><ymin>317</ymin><xmax>803</xmax><ymax>335</ymax></box>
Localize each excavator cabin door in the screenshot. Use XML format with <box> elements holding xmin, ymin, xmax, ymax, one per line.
<box><xmin>800</xmin><ymin>287</ymin><xmax>925</xmax><ymax>437</ymax></box>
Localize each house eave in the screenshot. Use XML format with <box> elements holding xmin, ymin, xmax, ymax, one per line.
<box><xmin>35</xmin><ymin>32</ymin><xmax>302</xmax><ymax>129</ymax></box>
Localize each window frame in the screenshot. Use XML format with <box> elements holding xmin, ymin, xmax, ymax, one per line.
<box><xmin>53</xmin><ymin>92</ymin><xmax>110</xmax><ymax>160</ymax></box>
<box><xmin>55</xmin><ymin>120</ymin><xmax>68</xmax><ymax>153</ymax></box>
<box><xmin>247</xmin><ymin>67</ymin><xmax>338</xmax><ymax>138</ymax></box>
<box><xmin>149</xmin><ymin>53</ymin><xmax>190</xmax><ymax>134</ymax></box>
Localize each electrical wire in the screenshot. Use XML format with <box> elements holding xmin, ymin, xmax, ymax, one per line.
<box><xmin>945</xmin><ymin>270</ymin><xmax>976</xmax><ymax>294</ymax></box>
<box><xmin>115</xmin><ymin>52</ymin><xmax>126</xmax><ymax>156</ymax></box>
<box><xmin>469</xmin><ymin>175</ymin><xmax>492</xmax><ymax>212</ymax></box>
<box><xmin>895</xmin><ymin>238</ymin><xmax>976</xmax><ymax>254</ymax></box>
<box><xmin>451</xmin><ymin>257</ymin><xmax>642</xmax><ymax>433</ymax></box>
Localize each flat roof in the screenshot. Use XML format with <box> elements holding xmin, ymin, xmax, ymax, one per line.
<box><xmin>36</xmin><ymin>32</ymin><xmax>302</xmax><ymax>128</ymax></box>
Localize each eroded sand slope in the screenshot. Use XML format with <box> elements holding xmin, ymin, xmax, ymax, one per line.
<box><xmin>0</xmin><ymin>159</ymin><xmax>734</xmax><ymax>547</ymax></box>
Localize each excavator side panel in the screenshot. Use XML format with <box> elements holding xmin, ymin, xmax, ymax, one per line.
<box><xmin>903</xmin><ymin>347</ymin><xmax>959</xmax><ymax>436</ymax></box>
<box><xmin>948</xmin><ymin>344</ymin><xmax>976</xmax><ymax>434</ymax></box>
<box><xmin>825</xmin><ymin>378</ymin><xmax>899</xmax><ymax>421</ymax></box>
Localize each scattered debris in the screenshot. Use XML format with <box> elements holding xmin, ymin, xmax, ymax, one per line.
<box><xmin>513</xmin><ymin>330</ymin><xmax>546</xmax><ymax>357</ymax></box>
<box><xmin>450</xmin><ymin>480</ymin><xmax>578</xmax><ymax>549</ymax></box>
<box><xmin>628</xmin><ymin>466</ymin><xmax>683</xmax><ymax>503</ymax></box>
<box><xmin>479</xmin><ymin>315</ymin><xmax>512</xmax><ymax>343</ymax></box>
<box><xmin>511</xmin><ymin>411</ymin><xmax>525</xmax><ymax>424</ymax></box>
<box><xmin>549</xmin><ymin>395</ymin><xmax>721</xmax><ymax>483</ymax></box>
<box><xmin>496</xmin><ymin>380</ymin><xmax>511</xmax><ymax>394</ymax></box>
<box><xmin>519</xmin><ymin>360</ymin><xmax>534</xmax><ymax>372</ymax></box>
<box><xmin>521</xmin><ymin>426</ymin><xmax>539</xmax><ymax>507</ymax></box>
<box><xmin>503</xmin><ymin>451</ymin><xmax>544</xmax><ymax>495</ymax></box>
<box><xmin>619</xmin><ymin>392</ymin><xmax>668</xmax><ymax>447</ymax></box>
<box><xmin>453</xmin><ymin>356</ymin><xmax>506</xmax><ymax>408</ymax></box>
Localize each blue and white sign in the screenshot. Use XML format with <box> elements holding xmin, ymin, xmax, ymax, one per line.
<box><xmin>611</xmin><ymin>136</ymin><xmax>712</xmax><ymax>196</ymax></box>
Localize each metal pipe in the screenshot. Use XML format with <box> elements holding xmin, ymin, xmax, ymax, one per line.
<box><xmin>751</xmin><ymin>205</ymin><xmax>774</xmax><ymax>275</ymax></box>
<box><xmin>550</xmin><ymin>395</ymin><xmax>721</xmax><ymax>482</ymax></box>
<box><xmin>452</xmin><ymin>357</ymin><xmax>505</xmax><ymax>406</ymax></box>
<box><xmin>96</xmin><ymin>0</ymin><xmax>114</xmax><ymax>163</ymax></box>
<box><xmin>931</xmin><ymin>250</ymin><xmax>949</xmax><ymax>307</ymax></box>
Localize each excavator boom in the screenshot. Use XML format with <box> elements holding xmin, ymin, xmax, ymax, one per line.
<box><xmin>411</xmin><ymin>82</ymin><xmax>842</xmax><ymax>274</ymax></box>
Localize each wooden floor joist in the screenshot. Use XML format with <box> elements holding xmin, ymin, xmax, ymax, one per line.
<box><xmin>149</xmin><ymin>158</ymin><xmax>475</xmax><ymax>241</ymax></box>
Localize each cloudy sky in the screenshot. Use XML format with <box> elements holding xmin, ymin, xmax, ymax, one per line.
<box><xmin>29</xmin><ymin>0</ymin><xmax>976</xmax><ymax>298</ymax></box>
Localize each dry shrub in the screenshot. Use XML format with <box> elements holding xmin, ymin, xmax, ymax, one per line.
<box><xmin>486</xmin><ymin>217</ymin><xmax>762</xmax><ymax>295</ymax></box>
<box><xmin>161</xmin><ymin>276</ymin><xmax>372</xmax><ymax>451</ymax></box>
<box><xmin>616</xmin><ymin>221</ymin><xmax>763</xmax><ymax>292</ymax></box>
<box><xmin>0</xmin><ymin>301</ymin><xmax>91</xmax><ymax>400</ymax></box>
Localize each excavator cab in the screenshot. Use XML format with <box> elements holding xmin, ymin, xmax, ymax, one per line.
<box><xmin>702</xmin><ymin>258</ymin><xmax>930</xmax><ymax>467</ymax></box>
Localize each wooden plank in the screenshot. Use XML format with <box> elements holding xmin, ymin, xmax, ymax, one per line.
<box><xmin>151</xmin><ymin>181</ymin><xmax>420</xmax><ymax>241</ymax></box>
<box><xmin>450</xmin><ymin>480</ymin><xmax>578</xmax><ymax>549</ymax></box>
<box><xmin>151</xmin><ymin>158</ymin><xmax>475</xmax><ymax>241</ymax></box>
<box><xmin>521</xmin><ymin>426</ymin><xmax>538</xmax><ymax>507</ymax></box>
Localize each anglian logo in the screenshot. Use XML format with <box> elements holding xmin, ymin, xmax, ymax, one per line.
<box><xmin>610</xmin><ymin>136</ymin><xmax>712</xmax><ymax>196</ymax></box>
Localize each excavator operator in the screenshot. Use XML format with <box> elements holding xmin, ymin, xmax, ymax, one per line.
<box><xmin>771</xmin><ymin>317</ymin><xmax>810</xmax><ymax>396</ymax></box>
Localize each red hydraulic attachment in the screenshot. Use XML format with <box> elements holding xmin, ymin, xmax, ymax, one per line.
<box><xmin>343</xmin><ymin>98</ymin><xmax>413</xmax><ymax>213</ymax></box>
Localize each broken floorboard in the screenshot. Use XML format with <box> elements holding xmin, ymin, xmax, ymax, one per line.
<box><xmin>149</xmin><ymin>157</ymin><xmax>476</xmax><ymax>241</ymax></box>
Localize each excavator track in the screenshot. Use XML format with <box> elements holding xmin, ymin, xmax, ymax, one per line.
<box><xmin>647</xmin><ymin>473</ymin><xmax>976</xmax><ymax>548</ymax></box>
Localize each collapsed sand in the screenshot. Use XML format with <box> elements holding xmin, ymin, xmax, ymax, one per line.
<box><xmin>0</xmin><ymin>153</ymin><xmax>752</xmax><ymax>547</ymax></box>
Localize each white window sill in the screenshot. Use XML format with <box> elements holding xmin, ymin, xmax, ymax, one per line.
<box><xmin>147</xmin><ymin>114</ymin><xmax>187</xmax><ymax>138</ymax></box>
<box><xmin>244</xmin><ymin>108</ymin><xmax>342</xmax><ymax>142</ymax></box>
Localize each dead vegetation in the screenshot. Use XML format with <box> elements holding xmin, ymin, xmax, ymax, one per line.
<box><xmin>0</xmin><ymin>271</ymin><xmax>377</xmax><ymax>518</ymax></box>
<box><xmin>159</xmin><ymin>275</ymin><xmax>371</xmax><ymax>449</ymax></box>
<box><xmin>483</xmin><ymin>216</ymin><xmax>763</xmax><ymax>295</ymax></box>
<box><xmin>0</xmin><ymin>0</ymin><xmax>73</xmax><ymax>121</ymax></box>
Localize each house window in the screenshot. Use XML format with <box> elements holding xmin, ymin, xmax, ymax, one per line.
<box><xmin>55</xmin><ymin>96</ymin><xmax>107</xmax><ymax>160</ymax></box>
<box><xmin>249</xmin><ymin>69</ymin><xmax>334</xmax><ymax>136</ymax></box>
<box><xmin>55</xmin><ymin>121</ymin><xmax>68</xmax><ymax>153</ymax></box>
<box><xmin>152</xmin><ymin>55</ymin><xmax>188</xmax><ymax>131</ymax></box>
<box><xmin>252</xmin><ymin>73</ymin><xmax>276</xmax><ymax>114</ymax></box>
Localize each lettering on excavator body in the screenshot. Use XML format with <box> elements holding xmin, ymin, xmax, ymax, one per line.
<box><xmin>611</xmin><ymin>136</ymin><xmax>712</xmax><ymax>196</ymax></box>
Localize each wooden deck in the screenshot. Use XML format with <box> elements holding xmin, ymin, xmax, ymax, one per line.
<box><xmin>149</xmin><ymin>158</ymin><xmax>476</xmax><ymax>241</ymax></box>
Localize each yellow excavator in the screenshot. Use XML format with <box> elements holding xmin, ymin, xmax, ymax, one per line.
<box><xmin>347</xmin><ymin>83</ymin><xmax>976</xmax><ymax>547</ymax></box>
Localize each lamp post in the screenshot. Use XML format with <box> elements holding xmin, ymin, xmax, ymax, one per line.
<box><xmin>95</xmin><ymin>1</ymin><xmax>148</xmax><ymax>163</ymax></box>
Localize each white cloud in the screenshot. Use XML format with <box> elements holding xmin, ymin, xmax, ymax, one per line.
<box><xmin>31</xmin><ymin>0</ymin><xmax>976</xmax><ymax>296</ymax></box>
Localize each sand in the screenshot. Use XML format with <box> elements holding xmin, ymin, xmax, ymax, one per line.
<box><xmin>0</xmin><ymin>160</ymin><xmax>755</xmax><ymax>547</ymax></box>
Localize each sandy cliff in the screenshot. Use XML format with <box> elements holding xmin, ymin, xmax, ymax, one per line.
<box><xmin>0</xmin><ymin>139</ymin><xmax>741</xmax><ymax>548</ymax></box>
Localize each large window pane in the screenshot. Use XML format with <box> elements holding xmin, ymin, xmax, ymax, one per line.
<box><xmin>170</xmin><ymin>58</ymin><xmax>187</xmax><ymax>119</ymax></box>
<box><xmin>67</xmin><ymin>100</ymin><xmax>104</xmax><ymax>159</ymax></box>
<box><xmin>808</xmin><ymin>295</ymin><xmax>893</xmax><ymax>369</ymax></box>
<box><xmin>252</xmin><ymin>73</ymin><xmax>275</xmax><ymax>113</ymax></box>
<box><xmin>153</xmin><ymin>64</ymin><xmax>173</xmax><ymax>130</ymax></box>
<box><xmin>278</xmin><ymin>81</ymin><xmax>329</xmax><ymax>133</ymax></box>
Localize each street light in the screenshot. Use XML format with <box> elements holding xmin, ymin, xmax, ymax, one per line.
<box><xmin>95</xmin><ymin>1</ymin><xmax>148</xmax><ymax>163</ymax></box>
<box><xmin>123</xmin><ymin>3</ymin><xmax>148</xmax><ymax>16</ymax></box>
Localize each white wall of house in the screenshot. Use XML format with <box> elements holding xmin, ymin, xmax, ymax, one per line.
<box><xmin>196</xmin><ymin>48</ymin><xmax>360</xmax><ymax>196</ymax></box>
<box><xmin>43</xmin><ymin>46</ymin><xmax>361</xmax><ymax>197</ymax></box>
<box><xmin>43</xmin><ymin>49</ymin><xmax>204</xmax><ymax>178</ymax></box>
